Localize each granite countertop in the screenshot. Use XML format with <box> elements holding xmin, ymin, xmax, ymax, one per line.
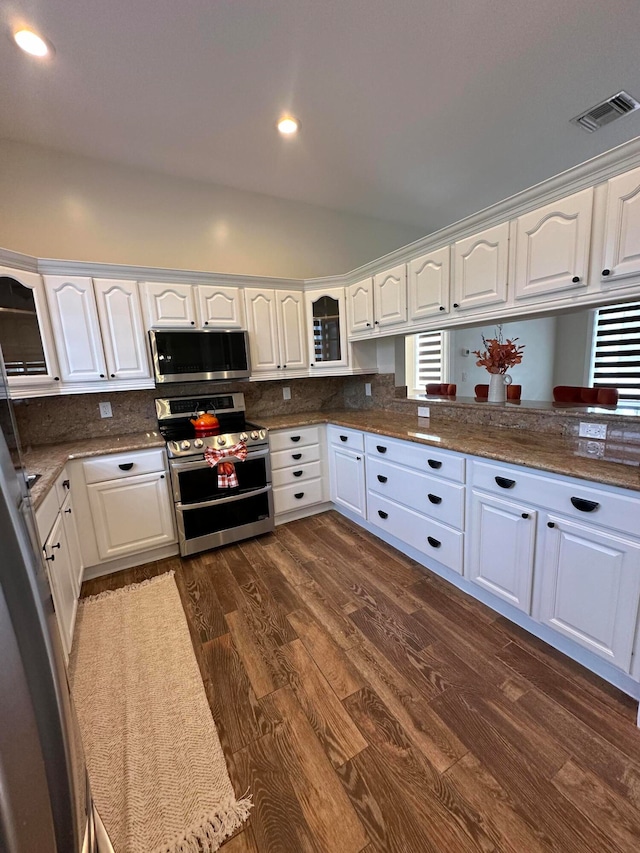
<box><xmin>259</xmin><ymin>410</ymin><xmax>640</xmax><ymax>492</ymax></box>
<box><xmin>23</xmin><ymin>432</ymin><xmax>165</xmax><ymax>509</ymax></box>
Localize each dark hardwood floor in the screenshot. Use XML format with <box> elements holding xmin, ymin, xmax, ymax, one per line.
<box><xmin>81</xmin><ymin>511</ymin><xmax>640</xmax><ymax>852</ymax></box>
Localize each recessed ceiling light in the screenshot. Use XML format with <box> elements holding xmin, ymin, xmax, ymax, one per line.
<box><xmin>13</xmin><ymin>29</ymin><xmax>50</xmax><ymax>57</ymax></box>
<box><xmin>277</xmin><ymin>116</ymin><xmax>299</xmax><ymax>136</ymax></box>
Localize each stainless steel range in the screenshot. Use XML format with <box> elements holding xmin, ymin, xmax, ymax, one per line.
<box><xmin>156</xmin><ymin>393</ymin><xmax>274</xmax><ymax>556</ymax></box>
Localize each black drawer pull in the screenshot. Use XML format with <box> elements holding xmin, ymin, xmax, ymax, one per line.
<box><xmin>292</xmin><ymin>453</ymin><xmax>302</xmax><ymax>460</ymax></box>
<box><xmin>62</xmin><ymin>479</ymin><xmax>70</xmax><ymax>490</ymax></box>
<box><xmin>340</xmin><ymin>435</ymin><xmax>348</xmax><ymax>442</ymax></box>
<box><xmin>378</xmin><ymin>510</ymin><xmax>388</xmax><ymax>519</ymax></box>
<box><xmin>119</xmin><ymin>463</ymin><xmax>134</xmax><ymax>471</ymax></box>
<box><xmin>427</xmin><ymin>459</ymin><xmax>442</xmax><ymax>470</ymax></box>
<box><xmin>294</xmin><ymin>492</ymin><xmax>304</xmax><ymax>499</ymax></box>
<box><xmin>291</xmin><ymin>436</ymin><xmax>301</xmax><ymax>442</ymax></box>
<box><xmin>45</xmin><ymin>554</ymin><xmax>55</xmax><ymax>562</ymax></box>
<box><xmin>495</xmin><ymin>476</ymin><xmax>515</xmax><ymax>489</ymax></box>
<box><xmin>377</xmin><ymin>445</ymin><xmax>387</xmax><ymax>454</ymax></box>
<box><xmin>293</xmin><ymin>470</ymin><xmax>303</xmax><ymax>477</ymax></box>
<box><xmin>570</xmin><ymin>496</ymin><xmax>600</xmax><ymax>513</ymax></box>
<box><xmin>377</xmin><ymin>475</ymin><xmax>388</xmax><ymax>483</ymax></box>
<box><xmin>51</xmin><ymin>542</ymin><xmax>61</xmax><ymax>550</ymax></box>
<box><xmin>427</xmin><ymin>536</ymin><xmax>441</xmax><ymax>548</ymax></box>
<box><xmin>428</xmin><ymin>493</ymin><xmax>442</xmax><ymax>504</ymax></box>
<box><xmin>64</xmin><ymin>507</ymin><xmax>72</xmax><ymax>514</ymax></box>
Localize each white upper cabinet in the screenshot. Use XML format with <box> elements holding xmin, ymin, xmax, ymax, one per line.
<box><xmin>245</xmin><ymin>289</ymin><xmax>280</xmax><ymax>372</ymax></box>
<box><xmin>452</xmin><ymin>222</ymin><xmax>510</xmax><ymax>312</ymax></box>
<box><xmin>0</xmin><ymin>267</ymin><xmax>61</xmax><ymax>388</ymax></box>
<box><xmin>306</xmin><ymin>288</ymin><xmax>348</xmax><ymax>368</ymax></box>
<box><xmin>141</xmin><ymin>282</ymin><xmax>197</xmax><ymax>327</ymax></box>
<box><xmin>513</xmin><ymin>188</ymin><xmax>594</xmax><ymax>301</ymax></box>
<box><xmin>374</xmin><ymin>264</ymin><xmax>407</xmax><ymax>328</ymax></box>
<box><xmin>408</xmin><ymin>246</ymin><xmax>450</xmax><ymax>321</ymax></box>
<box><xmin>276</xmin><ymin>291</ymin><xmax>307</xmax><ymax>372</ymax></box>
<box><xmin>196</xmin><ymin>284</ymin><xmax>245</xmax><ymax>328</ymax></box>
<box><xmin>347</xmin><ymin>278</ymin><xmax>374</xmax><ymax>335</ymax></box>
<box><xmin>44</xmin><ymin>276</ymin><xmax>107</xmax><ymax>382</ymax></box>
<box><xmin>601</xmin><ymin>164</ymin><xmax>640</xmax><ymax>286</ymax></box>
<box><xmin>93</xmin><ymin>279</ymin><xmax>151</xmax><ymax>380</ymax></box>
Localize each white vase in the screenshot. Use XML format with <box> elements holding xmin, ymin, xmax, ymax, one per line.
<box><xmin>488</xmin><ymin>372</ymin><xmax>512</xmax><ymax>403</ymax></box>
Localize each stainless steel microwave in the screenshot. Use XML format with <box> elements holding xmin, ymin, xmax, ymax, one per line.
<box><xmin>149</xmin><ymin>329</ymin><xmax>251</xmax><ymax>383</ymax></box>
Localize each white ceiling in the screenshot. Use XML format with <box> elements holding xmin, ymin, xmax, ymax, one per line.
<box><xmin>2</xmin><ymin>0</ymin><xmax>640</xmax><ymax>232</ymax></box>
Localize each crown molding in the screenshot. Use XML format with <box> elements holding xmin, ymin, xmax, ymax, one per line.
<box><xmin>0</xmin><ymin>247</ymin><xmax>38</xmax><ymax>272</ymax></box>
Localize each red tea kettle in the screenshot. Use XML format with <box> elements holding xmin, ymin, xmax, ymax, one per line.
<box><xmin>190</xmin><ymin>411</ymin><xmax>220</xmax><ymax>434</ymax></box>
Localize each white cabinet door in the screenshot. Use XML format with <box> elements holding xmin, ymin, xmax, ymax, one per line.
<box><xmin>408</xmin><ymin>246</ymin><xmax>450</xmax><ymax>321</ymax></box>
<box><xmin>87</xmin><ymin>471</ymin><xmax>176</xmax><ymax>561</ymax></box>
<box><xmin>196</xmin><ymin>284</ymin><xmax>245</xmax><ymax>329</ymax></box>
<box><xmin>60</xmin><ymin>493</ymin><xmax>83</xmax><ymax>597</ymax></box>
<box><xmin>467</xmin><ymin>490</ymin><xmax>536</xmax><ymax>613</ymax></box>
<box><xmin>601</xmin><ymin>164</ymin><xmax>640</xmax><ymax>285</ymax></box>
<box><xmin>452</xmin><ymin>222</ymin><xmax>510</xmax><ymax>312</ymax></box>
<box><xmin>276</xmin><ymin>291</ymin><xmax>307</xmax><ymax>371</ymax></box>
<box><xmin>141</xmin><ymin>282</ymin><xmax>196</xmax><ymax>327</ymax></box>
<box><xmin>1</xmin><ymin>266</ymin><xmax>61</xmax><ymax>389</ymax></box>
<box><xmin>44</xmin><ymin>512</ymin><xmax>77</xmax><ymax>657</ymax></box>
<box><xmin>245</xmin><ymin>288</ymin><xmax>280</xmax><ymax>372</ymax></box>
<box><xmin>93</xmin><ymin>279</ymin><xmax>150</xmax><ymax>380</ymax></box>
<box><xmin>44</xmin><ymin>276</ymin><xmax>107</xmax><ymax>382</ymax></box>
<box><xmin>347</xmin><ymin>278</ymin><xmax>374</xmax><ymax>335</ymax></box>
<box><xmin>373</xmin><ymin>264</ymin><xmax>407</xmax><ymax>328</ymax></box>
<box><xmin>513</xmin><ymin>188</ymin><xmax>593</xmax><ymax>300</ymax></box>
<box><xmin>329</xmin><ymin>444</ymin><xmax>366</xmax><ymax>518</ymax></box>
<box><xmin>537</xmin><ymin>513</ymin><xmax>640</xmax><ymax>671</ymax></box>
<box><xmin>306</xmin><ymin>288</ymin><xmax>348</xmax><ymax>369</ymax></box>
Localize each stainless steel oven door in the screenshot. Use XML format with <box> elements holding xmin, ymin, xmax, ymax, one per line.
<box><xmin>175</xmin><ymin>485</ymin><xmax>274</xmax><ymax>556</ymax></box>
<box><xmin>170</xmin><ymin>446</ymin><xmax>271</xmax><ymax>504</ymax></box>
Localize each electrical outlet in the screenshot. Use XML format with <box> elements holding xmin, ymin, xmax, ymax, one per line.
<box><xmin>417</xmin><ymin>406</ymin><xmax>430</xmax><ymax>418</ymax></box>
<box><xmin>364</xmin><ymin>382</ymin><xmax>372</xmax><ymax>397</ymax></box>
<box><xmin>99</xmin><ymin>401</ymin><xmax>112</xmax><ymax>419</ymax></box>
<box><xmin>578</xmin><ymin>421</ymin><xmax>607</xmax><ymax>439</ymax></box>
<box><xmin>461</xmin><ymin>371</ymin><xmax>468</xmax><ymax>382</ymax></box>
<box><xmin>282</xmin><ymin>386</ymin><xmax>291</xmax><ymax>401</ymax></box>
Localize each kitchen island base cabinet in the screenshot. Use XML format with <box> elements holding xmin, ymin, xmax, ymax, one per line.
<box><xmin>536</xmin><ymin>514</ymin><xmax>640</xmax><ymax>671</ymax></box>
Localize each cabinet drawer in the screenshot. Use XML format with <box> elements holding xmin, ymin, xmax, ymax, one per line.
<box><xmin>368</xmin><ymin>491</ymin><xmax>463</xmax><ymax>574</ymax></box>
<box><xmin>274</xmin><ymin>478</ymin><xmax>325</xmax><ymax>514</ymax></box>
<box><xmin>83</xmin><ymin>449</ymin><xmax>166</xmax><ymax>484</ymax></box>
<box><xmin>471</xmin><ymin>460</ymin><xmax>639</xmax><ymax>537</ymax></box>
<box><xmin>271</xmin><ymin>443</ymin><xmax>321</xmax><ymax>470</ymax></box>
<box><xmin>365</xmin><ymin>433</ymin><xmax>465</xmax><ymax>483</ymax></box>
<box><xmin>367</xmin><ymin>456</ymin><xmax>464</xmax><ymax>529</ymax></box>
<box><xmin>270</xmin><ymin>426</ymin><xmax>321</xmax><ymax>452</ymax></box>
<box><xmin>272</xmin><ymin>461</ymin><xmax>322</xmax><ymax>488</ymax></box>
<box><xmin>328</xmin><ymin>425</ymin><xmax>364</xmax><ymax>450</ymax></box>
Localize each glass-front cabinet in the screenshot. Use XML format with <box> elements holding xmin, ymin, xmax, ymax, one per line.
<box><xmin>305</xmin><ymin>287</ymin><xmax>348</xmax><ymax>369</ymax></box>
<box><xmin>0</xmin><ymin>267</ymin><xmax>60</xmax><ymax>390</ymax></box>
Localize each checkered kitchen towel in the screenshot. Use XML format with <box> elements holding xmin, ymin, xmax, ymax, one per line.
<box><xmin>204</xmin><ymin>441</ymin><xmax>248</xmax><ymax>488</ymax></box>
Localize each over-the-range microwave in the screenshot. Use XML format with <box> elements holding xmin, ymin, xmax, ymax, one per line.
<box><xmin>149</xmin><ymin>329</ymin><xmax>251</xmax><ymax>383</ymax></box>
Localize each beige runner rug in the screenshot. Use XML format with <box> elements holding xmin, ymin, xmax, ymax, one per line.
<box><xmin>70</xmin><ymin>572</ymin><xmax>251</xmax><ymax>853</ymax></box>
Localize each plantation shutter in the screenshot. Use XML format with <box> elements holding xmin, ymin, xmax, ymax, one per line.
<box><xmin>416</xmin><ymin>330</ymin><xmax>444</xmax><ymax>387</ymax></box>
<box><xmin>591</xmin><ymin>300</ymin><xmax>640</xmax><ymax>405</ymax></box>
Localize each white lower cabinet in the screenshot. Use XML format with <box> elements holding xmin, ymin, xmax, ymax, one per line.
<box><xmin>467</xmin><ymin>490</ymin><xmax>536</xmax><ymax>612</ymax></box>
<box><xmin>87</xmin><ymin>471</ymin><xmax>176</xmax><ymax>561</ymax></box>
<box><xmin>271</xmin><ymin>426</ymin><xmax>327</xmax><ymax>519</ymax></box>
<box><xmin>329</xmin><ymin>440</ymin><xmax>366</xmax><ymax>519</ymax></box>
<box><xmin>536</xmin><ymin>513</ymin><xmax>640</xmax><ymax>670</ymax></box>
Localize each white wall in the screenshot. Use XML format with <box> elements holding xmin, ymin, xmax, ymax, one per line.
<box><xmin>0</xmin><ymin>140</ymin><xmax>424</xmax><ymax>279</ymax></box>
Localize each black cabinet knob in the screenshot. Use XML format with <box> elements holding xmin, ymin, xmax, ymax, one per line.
<box><xmin>64</xmin><ymin>507</ymin><xmax>72</xmax><ymax>514</ymax></box>
<box><xmin>190</xmin><ymin>320</ymin><xmax>195</xmax><ymax>325</ymax></box>
<box><xmin>204</xmin><ymin>321</ymin><xmax>209</xmax><ymax>325</ymax></box>
<box><xmin>54</xmin><ymin>376</ymin><xmax>60</xmax><ymax>381</ymax></box>
<box><xmin>439</xmin><ymin>306</ymin><xmax>445</xmax><ymax>311</ymax></box>
<box><xmin>547</xmin><ymin>521</ymin><xmax>555</xmax><ymax>528</ymax></box>
<box><xmin>62</xmin><ymin>480</ymin><xmax>70</xmax><ymax>490</ymax></box>
<box><xmin>602</xmin><ymin>269</ymin><xmax>611</xmax><ymax>276</ymax></box>
<box><xmin>45</xmin><ymin>554</ymin><xmax>55</xmax><ymax>562</ymax></box>
<box><xmin>100</xmin><ymin>374</ymin><xmax>105</xmax><ymax>378</ymax></box>
<box><xmin>374</xmin><ymin>320</ymin><xmax>379</xmax><ymax>325</ymax></box>
<box><xmin>277</xmin><ymin>365</ymin><xmax>281</xmax><ymax>369</ymax></box>
<box><xmin>356</xmin><ymin>456</ymin><xmax>361</xmax><ymax>461</ymax></box>
<box><xmin>453</xmin><ymin>302</ymin><xmax>460</xmax><ymax>308</ymax></box>
<box><xmin>52</xmin><ymin>542</ymin><xmax>61</xmax><ymax>550</ymax></box>
<box><xmin>366</xmin><ymin>323</ymin><xmax>371</xmax><ymax>327</ymax></box>
<box><xmin>283</xmin><ymin>365</ymin><xmax>287</xmax><ymax>369</ymax></box>
<box><xmin>572</xmin><ymin>276</ymin><xmax>580</xmax><ymax>283</ymax></box>
<box><xmin>521</xmin><ymin>512</ymin><xmax>529</xmax><ymax>519</ymax></box>
<box><xmin>160</xmin><ymin>474</ymin><xmax>165</xmax><ymax>479</ymax></box>
<box><xmin>110</xmin><ymin>373</ymin><xmax>115</xmax><ymax>378</ymax></box>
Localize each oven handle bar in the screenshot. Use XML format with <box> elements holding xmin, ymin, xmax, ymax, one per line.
<box><xmin>170</xmin><ymin>446</ymin><xmax>269</xmax><ymax>470</ymax></box>
<box><xmin>175</xmin><ymin>485</ymin><xmax>272</xmax><ymax>512</ymax></box>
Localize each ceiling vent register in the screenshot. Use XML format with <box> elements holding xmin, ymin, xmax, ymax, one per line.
<box><xmin>571</xmin><ymin>91</ymin><xmax>640</xmax><ymax>132</ymax></box>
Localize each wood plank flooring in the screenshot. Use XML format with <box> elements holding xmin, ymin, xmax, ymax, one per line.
<box><xmin>81</xmin><ymin>510</ymin><xmax>640</xmax><ymax>852</ymax></box>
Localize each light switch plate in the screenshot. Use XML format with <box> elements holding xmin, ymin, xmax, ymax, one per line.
<box><xmin>364</xmin><ymin>382</ymin><xmax>372</xmax><ymax>397</ymax></box>
<box><xmin>99</xmin><ymin>401</ymin><xmax>112</xmax><ymax>418</ymax></box>
<box><xmin>417</xmin><ymin>406</ymin><xmax>430</xmax><ymax>418</ymax></box>
<box><xmin>282</xmin><ymin>386</ymin><xmax>291</xmax><ymax>401</ymax></box>
<box><xmin>579</xmin><ymin>421</ymin><xmax>607</xmax><ymax>439</ymax></box>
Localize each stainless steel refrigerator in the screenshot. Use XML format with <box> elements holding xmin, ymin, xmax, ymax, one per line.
<box><xmin>0</xmin><ymin>347</ymin><xmax>114</xmax><ymax>853</ymax></box>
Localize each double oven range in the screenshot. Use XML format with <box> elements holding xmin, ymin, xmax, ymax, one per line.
<box><xmin>156</xmin><ymin>393</ymin><xmax>274</xmax><ymax>556</ymax></box>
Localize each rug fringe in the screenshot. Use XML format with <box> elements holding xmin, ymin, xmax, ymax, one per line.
<box><xmin>80</xmin><ymin>571</ymin><xmax>176</xmax><ymax>605</ymax></box>
<box><xmin>152</xmin><ymin>795</ymin><xmax>253</xmax><ymax>853</ymax></box>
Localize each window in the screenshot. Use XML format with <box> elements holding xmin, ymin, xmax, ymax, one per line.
<box><xmin>405</xmin><ymin>330</ymin><xmax>448</xmax><ymax>396</ymax></box>
<box><xmin>590</xmin><ymin>300</ymin><xmax>640</xmax><ymax>406</ymax></box>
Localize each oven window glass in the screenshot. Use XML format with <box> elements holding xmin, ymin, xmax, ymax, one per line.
<box><xmin>183</xmin><ymin>492</ymin><xmax>271</xmax><ymax>540</ymax></box>
<box><xmin>154</xmin><ymin>331</ymin><xmax>248</xmax><ymax>377</ymax></box>
<box><xmin>177</xmin><ymin>457</ymin><xmax>268</xmax><ymax>504</ymax></box>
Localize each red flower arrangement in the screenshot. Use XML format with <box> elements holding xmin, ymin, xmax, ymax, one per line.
<box><xmin>472</xmin><ymin>325</ymin><xmax>525</xmax><ymax>375</ymax></box>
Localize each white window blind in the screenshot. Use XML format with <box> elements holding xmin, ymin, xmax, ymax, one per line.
<box><xmin>406</xmin><ymin>330</ymin><xmax>447</xmax><ymax>395</ymax></box>
<box><xmin>590</xmin><ymin>300</ymin><xmax>640</xmax><ymax>405</ymax></box>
